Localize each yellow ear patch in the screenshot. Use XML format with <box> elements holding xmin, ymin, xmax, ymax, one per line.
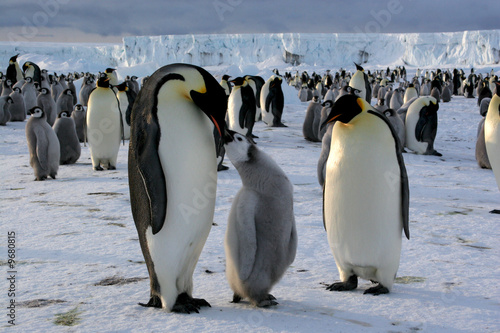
<box><xmin>356</xmin><ymin>98</ymin><xmax>364</xmax><ymax>110</ymax></box>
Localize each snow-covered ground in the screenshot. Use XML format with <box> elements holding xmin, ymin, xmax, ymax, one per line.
<box><xmin>1</xmin><ymin>32</ymin><xmax>500</xmax><ymax>331</ymax></box>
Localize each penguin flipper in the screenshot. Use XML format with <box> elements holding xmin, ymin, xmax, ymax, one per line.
<box><xmin>34</xmin><ymin>126</ymin><xmax>49</xmax><ymax>171</ymax></box>
<box><xmin>238</xmin><ymin>103</ymin><xmax>251</xmax><ymax>129</ymax></box>
<box><xmin>368</xmin><ymin>110</ymin><xmax>410</xmax><ymax>240</ymax></box>
<box><xmin>234</xmin><ymin>191</ymin><xmax>258</xmax><ymax>282</ymax></box>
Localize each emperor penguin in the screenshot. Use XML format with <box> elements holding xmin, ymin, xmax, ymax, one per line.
<box><xmin>318</xmin><ymin>100</ymin><xmax>334</xmax><ymax>140</ymax></box>
<box><xmin>349</xmin><ymin>63</ymin><xmax>372</xmax><ymax>104</ymax></box>
<box><xmin>403</xmin><ymin>84</ymin><xmax>418</xmax><ymax>103</ymax></box>
<box><xmin>50</xmin><ymin>76</ymin><xmax>63</xmax><ymax>102</ymax></box>
<box><xmin>317</xmin><ymin>122</ymin><xmax>334</xmax><ymax>187</ymax></box>
<box><xmin>322</xmin><ymin>94</ymin><xmax>409</xmax><ymax>295</ymax></box>
<box><xmin>476</xmin><ymin>112</ymin><xmax>491</xmax><ymax>170</ymax></box>
<box><xmin>1</xmin><ymin>78</ymin><xmax>13</xmax><ymax>97</ymax></box>
<box><xmin>8</xmin><ymin>87</ymin><xmax>26</xmax><ymax>121</ymax></box>
<box><xmin>261</xmin><ymin>75</ymin><xmax>286</xmax><ymax>127</ymax></box>
<box><xmin>244</xmin><ymin>75</ymin><xmax>265</xmax><ymax>122</ymax></box>
<box><xmin>6</xmin><ymin>54</ymin><xmax>23</xmax><ymax>85</ymax></box>
<box><xmin>25</xmin><ymin>106</ymin><xmax>60</xmax><ymax>180</ymax></box>
<box><xmin>22</xmin><ymin>77</ymin><xmax>38</xmax><ymax>111</ymax></box>
<box><xmin>66</xmin><ymin>76</ymin><xmax>78</xmax><ymax>106</ymax></box>
<box><xmin>86</xmin><ymin>74</ymin><xmax>123</xmax><ymax>170</ymax></box>
<box><xmin>382</xmin><ymin>108</ymin><xmax>405</xmax><ymax>150</ymax></box>
<box><xmin>115</xmin><ymin>82</ymin><xmax>137</xmax><ymax>140</ymax></box>
<box><xmin>37</xmin><ymin>87</ymin><xmax>57</xmax><ymax>126</ymax></box>
<box><xmin>53</xmin><ymin>111</ymin><xmax>81</xmax><ymax>165</ymax></box>
<box><xmin>224</xmin><ymin>130</ymin><xmax>297</xmax><ymax>307</ymax></box>
<box><xmin>105</xmin><ymin>68</ymin><xmax>119</xmax><ymax>92</ymax></box>
<box><xmin>405</xmin><ymin>96</ymin><xmax>441</xmax><ymax>156</ymax></box>
<box><xmin>128</xmin><ymin>75</ymin><xmax>140</xmax><ymax>95</ymax></box>
<box><xmin>22</xmin><ymin>61</ymin><xmax>41</xmax><ymax>86</ymax></box>
<box><xmin>79</xmin><ymin>76</ymin><xmax>95</xmax><ymax>106</ymax></box>
<box><xmin>227</xmin><ymin>77</ymin><xmax>257</xmax><ymax>140</ymax></box>
<box><xmin>302</xmin><ymin>96</ymin><xmax>322</xmax><ymax>142</ymax></box>
<box><xmin>56</xmin><ymin>89</ymin><xmax>74</xmax><ymax>117</ymax></box>
<box><xmin>0</xmin><ymin>96</ymin><xmax>13</xmax><ymax>125</ymax></box>
<box><xmin>128</xmin><ymin>63</ymin><xmax>228</xmax><ymax>313</ymax></box>
<box><xmin>71</xmin><ymin>104</ymin><xmax>86</xmax><ymax>143</ymax></box>
<box><xmin>485</xmin><ymin>83</ymin><xmax>500</xmax><ymax>195</ymax></box>
<box><xmin>220</xmin><ymin>74</ymin><xmax>232</xmax><ymax>96</ymax></box>
<box><xmin>441</xmin><ymin>83</ymin><xmax>452</xmax><ymax>103</ymax></box>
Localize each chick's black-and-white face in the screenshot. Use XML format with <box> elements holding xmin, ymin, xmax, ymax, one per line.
<box><xmin>31</xmin><ymin>107</ymin><xmax>43</xmax><ymax>118</ymax></box>
<box><xmin>225</xmin><ymin>132</ymin><xmax>253</xmax><ymax>164</ymax></box>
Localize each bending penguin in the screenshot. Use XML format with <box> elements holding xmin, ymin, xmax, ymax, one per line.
<box><xmin>25</xmin><ymin>106</ymin><xmax>60</xmax><ymax>180</ymax></box>
<box><xmin>128</xmin><ymin>63</ymin><xmax>228</xmax><ymax>313</ymax></box>
<box><xmin>322</xmin><ymin>94</ymin><xmax>409</xmax><ymax>295</ymax></box>
<box><xmin>405</xmin><ymin>96</ymin><xmax>441</xmax><ymax>156</ymax></box>
<box><xmin>485</xmin><ymin>82</ymin><xmax>500</xmax><ymax>213</ymax></box>
<box><xmin>224</xmin><ymin>130</ymin><xmax>297</xmax><ymax>307</ymax></box>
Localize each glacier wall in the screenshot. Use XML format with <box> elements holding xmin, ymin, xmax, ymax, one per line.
<box><xmin>123</xmin><ymin>30</ymin><xmax>500</xmax><ymax>69</ymax></box>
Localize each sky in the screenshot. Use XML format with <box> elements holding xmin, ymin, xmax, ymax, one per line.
<box><xmin>0</xmin><ymin>0</ymin><xmax>499</xmax><ymax>44</ymax></box>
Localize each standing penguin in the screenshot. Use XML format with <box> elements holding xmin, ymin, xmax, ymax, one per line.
<box><xmin>128</xmin><ymin>63</ymin><xmax>228</xmax><ymax>313</ymax></box>
<box><xmin>53</xmin><ymin>111</ymin><xmax>81</xmax><ymax>165</ymax></box>
<box><xmin>8</xmin><ymin>87</ymin><xmax>26</xmax><ymax>121</ymax></box>
<box><xmin>317</xmin><ymin>122</ymin><xmax>334</xmax><ymax>187</ymax></box>
<box><xmin>403</xmin><ymin>84</ymin><xmax>418</xmax><ymax>103</ymax></box>
<box><xmin>22</xmin><ymin>61</ymin><xmax>41</xmax><ymax>86</ymax></box>
<box><xmin>66</xmin><ymin>76</ymin><xmax>78</xmax><ymax>106</ymax></box>
<box><xmin>302</xmin><ymin>96</ymin><xmax>322</xmax><ymax>142</ymax></box>
<box><xmin>37</xmin><ymin>87</ymin><xmax>57</xmax><ymax>126</ymax></box>
<box><xmin>261</xmin><ymin>75</ymin><xmax>286</xmax><ymax>127</ymax></box>
<box><xmin>71</xmin><ymin>104</ymin><xmax>86</xmax><ymax>143</ymax></box>
<box><xmin>244</xmin><ymin>75</ymin><xmax>265</xmax><ymax>122</ymax></box>
<box><xmin>86</xmin><ymin>74</ymin><xmax>122</xmax><ymax>170</ymax></box>
<box><xmin>405</xmin><ymin>96</ymin><xmax>441</xmax><ymax>156</ymax></box>
<box><xmin>220</xmin><ymin>74</ymin><xmax>232</xmax><ymax>96</ymax></box>
<box><xmin>79</xmin><ymin>76</ymin><xmax>95</xmax><ymax>106</ymax></box>
<box><xmin>485</xmin><ymin>83</ymin><xmax>500</xmax><ymax>202</ymax></box>
<box><xmin>115</xmin><ymin>82</ymin><xmax>137</xmax><ymax>140</ymax></box>
<box><xmin>6</xmin><ymin>54</ymin><xmax>23</xmax><ymax>85</ymax></box>
<box><xmin>25</xmin><ymin>106</ymin><xmax>60</xmax><ymax>180</ymax></box>
<box><xmin>382</xmin><ymin>108</ymin><xmax>405</xmax><ymax>150</ymax></box>
<box><xmin>56</xmin><ymin>89</ymin><xmax>74</xmax><ymax>117</ymax></box>
<box><xmin>128</xmin><ymin>75</ymin><xmax>140</xmax><ymax>95</ymax></box>
<box><xmin>349</xmin><ymin>63</ymin><xmax>372</xmax><ymax>104</ymax></box>
<box><xmin>227</xmin><ymin>77</ymin><xmax>256</xmax><ymax>140</ymax></box>
<box><xmin>1</xmin><ymin>79</ymin><xmax>13</xmax><ymax>97</ymax></box>
<box><xmin>224</xmin><ymin>130</ymin><xmax>297</xmax><ymax>307</ymax></box>
<box><xmin>322</xmin><ymin>94</ymin><xmax>409</xmax><ymax>295</ymax></box>
<box><xmin>50</xmin><ymin>76</ymin><xmax>63</xmax><ymax>102</ymax></box>
<box><xmin>22</xmin><ymin>77</ymin><xmax>38</xmax><ymax>112</ymax></box>
<box><xmin>318</xmin><ymin>100</ymin><xmax>334</xmax><ymax>140</ymax></box>
<box><xmin>0</xmin><ymin>96</ymin><xmax>13</xmax><ymax>125</ymax></box>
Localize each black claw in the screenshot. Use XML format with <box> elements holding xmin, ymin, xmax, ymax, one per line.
<box><xmin>94</xmin><ymin>166</ymin><xmax>104</xmax><ymax>171</ymax></box>
<box><xmin>326</xmin><ymin>275</ymin><xmax>358</xmax><ymax>291</ymax></box>
<box><xmin>138</xmin><ymin>295</ymin><xmax>162</xmax><ymax>308</ymax></box>
<box><xmin>364</xmin><ymin>283</ymin><xmax>390</xmax><ymax>295</ymax></box>
<box><xmin>108</xmin><ymin>164</ymin><xmax>116</xmax><ymax>170</ymax></box>
<box><xmin>232</xmin><ymin>294</ymin><xmax>242</xmax><ymax>303</ymax></box>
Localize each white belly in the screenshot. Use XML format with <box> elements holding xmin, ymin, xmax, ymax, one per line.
<box><xmin>117</xmin><ymin>93</ymin><xmax>130</xmax><ymax>140</ymax></box>
<box><xmin>405</xmin><ymin>106</ymin><xmax>428</xmax><ymax>154</ymax></box>
<box><xmin>147</xmin><ymin>84</ymin><xmax>217</xmax><ymax>309</ymax></box>
<box><xmin>485</xmin><ymin>99</ymin><xmax>500</xmax><ymax>190</ymax></box>
<box><xmin>227</xmin><ymin>89</ymin><xmax>245</xmax><ymax>135</ymax></box>
<box><xmin>324</xmin><ymin>115</ymin><xmax>402</xmax><ymax>286</ymax></box>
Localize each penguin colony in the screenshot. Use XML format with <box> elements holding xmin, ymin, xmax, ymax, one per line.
<box><xmin>3</xmin><ymin>52</ymin><xmax>499</xmax><ymax>313</ymax></box>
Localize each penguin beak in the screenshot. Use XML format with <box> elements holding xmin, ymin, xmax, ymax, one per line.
<box><xmin>224</xmin><ymin>129</ymin><xmax>236</xmax><ymax>143</ymax></box>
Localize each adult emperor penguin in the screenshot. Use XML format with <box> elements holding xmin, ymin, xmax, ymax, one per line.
<box><xmin>224</xmin><ymin>130</ymin><xmax>297</xmax><ymax>307</ymax></box>
<box><xmin>115</xmin><ymin>81</ymin><xmax>137</xmax><ymax>140</ymax></box>
<box><xmin>485</xmin><ymin>83</ymin><xmax>500</xmax><ymax>201</ymax></box>
<box><xmin>349</xmin><ymin>63</ymin><xmax>372</xmax><ymax>104</ymax></box>
<box><xmin>71</xmin><ymin>104</ymin><xmax>86</xmax><ymax>143</ymax></box>
<box><xmin>220</xmin><ymin>74</ymin><xmax>232</xmax><ymax>96</ymax></box>
<box><xmin>322</xmin><ymin>94</ymin><xmax>409</xmax><ymax>295</ymax></box>
<box><xmin>403</xmin><ymin>84</ymin><xmax>418</xmax><ymax>104</ymax></box>
<box><xmin>6</xmin><ymin>54</ymin><xmax>23</xmax><ymax>85</ymax></box>
<box><xmin>53</xmin><ymin>111</ymin><xmax>81</xmax><ymax>165</ymax></box>
<box><xmin>25</xmin><ymin>106</ymin><xmax>60</xmax><ymax>180</ymax></box>
<box><xmin>405</xmin><ymin>96</ymin><xmax>441</xmax><ymax>156</ymax></box>
<box><xmin>22</xmin><ymin>61</ymin><xmax>41</xmax><ymax>86</ymax></box>
<box><xmin>86</xmin><ymin>74</ymin><xmax>123</xmax><ymax>170</ymax></box>
<box><xmin>261</xmin><ymin>75</ymin><xmax>286</xmax><ymax>127</ymax></box>
<box><xmin>227</xmin><ymin>77</ymin><xmax>257</xmax><ymax>140</ymax></box>
<box><xmin>244</xmin><ymin>75</ymin><xmax>265</xmax><ymax>122</ymax></box>
<box><xmin>37</xmin><ymin>87</ymin><xmax>57</xmax><ymax>126</ymax></box>
<box><xmin>128</xmin><ymin>63</ymin><xmax>228</xmax><ymax>313</ymax></box>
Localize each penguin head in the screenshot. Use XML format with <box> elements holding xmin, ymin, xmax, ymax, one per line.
<box><xmin>131</xmin><ymin>75</ymin><xmax>138</xmax><ymax>82</ymax></box>
<box><xmin>39</xmin><ymin>87</ymin><xmax>49</xmax><ymax>95</ymax></box>
<box><xmin>13</xmin><ymin>87</ymin><xmax>21</xmax><ymax>93</ymax></box>
<box><xmin>74</xmin><ymin>104</ymin><xmax>84</xmax><ymax>112</ymax></box>
<box><xmin>222</xmin><ymin>74</ymin><xmax>231</xmax><ymax>81</ymax></box>
<box><xmin>230</xmin><ymin>77</ymin><xmax>246</xmax><ymax>87</ymax></box>
<box><xmin>9</xmin><ymin>54</ymin><xmax>19</xmax><ymax>63</ymax></box>
<box><xmin>322</xmin><ymin>100</ymin><xmax>333</xmax><ymax>108</ymax></box>
<box><xmin>26</xmin><ymin>76</ymin><xmax>33</xmax><ymax>83</ymax></box>
<box><xmin>96</xmin><ymin>74</ymin><xmax>111</xmax><ymax>88</ymax></box>
<box><xmin>22</xmin><ymin>61</ymin><xmax>31</xmax><ymax>72</ymax></box>
<box><xmin>59</xmin><ymin>111</ymin><xmax>69</xmax><ymax>118</ymax></box>
<box><xmin>5</xmin><ymin>79</ymin><xmax>12</xmax><ymax>87</ymax></box>
<box><xmin>321</xmin><ymin>94</ymin><xmax>365</xmax><ymax>129</ymax></box>
<box><xmin>105</xmin><ymin>68</ymin><xmax>116</xmax><ymax>74</ymax></box>
<box><xmin>64</xmin><ymin>89</ymin><xmax>72</xmax><ymax>95</ymax></box>
<box><xmin>224</xmin><ymin>130</ymin><xmax>256</xmax><ymax>164</ymax></box>
<box><xmin>270</xmin><ymin>76</ymin><xmax>282</xmax><ymax>88</ymax></box>
<box><xmin>115</xmin><ymin>82</ymin><xmax>128</xmax><ymax>92</ymax></box>
<box><xmin>29</xmin><ymin>106</ymin><xmax>44</xmax><ymax>118</ymax></box>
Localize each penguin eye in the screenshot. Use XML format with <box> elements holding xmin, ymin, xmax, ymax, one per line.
<box><xmin>237</xmin><ymin>137</ymin><xmax>243</xmax><ymax>142</ymax></box>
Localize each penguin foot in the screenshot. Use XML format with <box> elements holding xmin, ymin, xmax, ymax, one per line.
<box><xmin>171</xmin><ymin>292</ymin><xmax>210</xmax><ymax>314</ymax></box>
<box><xmin>231</xmin><ymin>293</ymin><xmax>242</xmax><ymax>303</ymax></box>
<box><xmin>50</xmin><ymin>173</ymin><xmax>57</xmax><ymax>179</ymax></box>
<box><xmin>93</xmin><ymin>166</ymin><xmax>104</xmax><ymax>171</ymax></box>
<box><xmin>326</xmin><ymin>275</ymin><xmax>358</xmax><ymax>292</ymax></box>
<box><xmin>217</xmin><ymin>165</ymin><xmax>229</xmax><ymax>171</ymax></box>
<box><xmin>489</xmin><ymin>209</ymin><xmax>500</xmax><ymax>214</ymax></box>
<box><xmin>35</xmin><ymin>176</ymin><xmax>47</xmax><ymax>181</ymax></box>
<box><xmin>364</xmin><ymin>283</ymin><xmax>389</xmax><ymax>295</ymax></box>
<box><xmin>251</xmin><ymin>134</ymin><xmax>259</xmax><ymax>139</ymax></box>
<box><xmin>138</xmin><ymin>295</ymin><xmax>162</xmax><ymax>308</ymax></box>
<box><xmin>108</xmin><ymin>165</ymin><xmax>116</xmax><ymax>170</ymax></box>
<box><xmin>257</xmin><ymin>295</ymin><xmax>278</xmax><ymax>308</ymax></box>
<box><xmin>272</xmin><ymin>123</ymin><xmax>288</xmax><ymax>128</ymax></box>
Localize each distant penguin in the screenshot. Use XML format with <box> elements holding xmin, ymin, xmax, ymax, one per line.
<box><xmin>8</xmin><ymin>87</ymin><xmax>26</xmax><ymax>121</ymax></box>
<box><xmin>86</xmin><ymin>74</ymin><xmax>122</xmax><ymax>170</ymax></box>
<box><xmin>476</xmin><ymin>117</ymin><xmax>491</xmax><ymax>169</ymax></box>
<box><xmin>37</xmin><ymin>87</ymin><xmax>57</xmax><ymax>126</ymax></box>
<box><xmin>1</xmin><ymin>79</ymin><xmax>13</xmax><ymax>97</ymax></box>
<box><xmin>58</xmin><ymin>74</ymin><xmax>68</xmax><ymax>90</ymax></box>
<box><xmin>53</xmin><ymin>111</ymin><xmax>81</xmax><ymax>165</ymax></box>
<box><xmin>115</xmin><ymin>81</ymin><xmax>137</xmax><ymax>140</ymax></box>
<box><xmin>261</xmin><ymin>75</ymin><xmax>286</xmax><ymax>127</ymax></box>
<box><xmin>227</xmin><ymin>77</ymin><xmax>257</xmax><ymax>139</ymax></box>
<box><xmin>390</xmin><ymin>88</ymin><xmax>404</xmax><ymax>111</ymax></box>
<box><xmin>22</xmin><ymin>61</ymin><xmax>41</xmax><ymax>86</ymax></box>
<box><xmin>244</xmin><ymin>75</ymin><xmax>265</xmax><ymax>122</ymax></box>
<box><xmin>374</xmin><ymin>99</ymin><xmax>388</xmax><ymax>113</ymax></box>
<box><xmin>224</xmin><ymin>130</ymin><xmax>297</xmax><ymax>307</ymax></box>
<box><xmin>128</xmin><ymin>75</ymin><xmax>140</xmax><ymax>95</ymax></box>
<box><xmin>485</xmin><ymin>83</ymin><xmax>500</xmax><ymax>195</ymax></box>
<box><xmin>66</xmin><ymin>76</ymin><xmax>78</xmax><ymax>106</ymax></box>
<box><xmin>430</xmin><ymin>87</ymin><xmax>441</xmax><ymax>102</ymax></box>
<box><xmin>25</xmin><ymin>106</ymin><xmax>60</xmax><ymax>180</ymax></box>
<box><xmin>478</xmin><ymin>82</ymin><xmax>492</xmax><ymax>107</ymax></box>
<box><xmin>322</xmin><ymin>94</ymin><xmax>409</xmax><ymax>295</ymax></box>
<box><xmin>105</xmin><ymin>68</ymin><xmax>119</xmax><ymax>88</ymax></box>
<box><xmin>317</xmin><ymin>123</ymin><xmax>334</xmax><ymax>187</ymax></box>
<box><xmin>79</xmin><ymin>76</ymin><xmax>95</xmax><ymax>106</ymax></box>
<box><xmin>302</xmin><ymin>96</ymin><xmax>322</xmax><ymax>142</ymax></box>
<box><xmin>318</xmin><ymin>100</ymin><xmax>334</xmax><ymax>140</ymax></box>
<box><xmin>479</xmin><ymin>98</ymin><xmax>491</xmax><ymax>117</ymax></box>
<box><xmin>405</xmin><ymin>96</ymin><xmax>441</xmax><ymax>156</ymax></box>
<box><xmin>220</xmin><ymin>74</ymin><xmax>232</xmax><ymax>96</ymax></box>
<box><xmin>382</xmin><ymin>108</ymin><xmax>405</xmax><ymax>150</ymax></box>
<box><xmin>403</xmin><ymin>84</ymin><xmax>418</xmax><ymax>103</ymax></box>
<box><xmin>128</xmin><ymin>63</ymin><xmax>228</xmax><ymax>313</ymax></box>
<box><xmin>50</xmin><ymin>77</ymin><xmax>63</xmax><ymax>102</ymax></box>
<box><xmin>0</xmin><ymin>96</ymin><xmax>13</xmax><ymax>125</ymax></box>
<box><xmin>396</xmin><ymin>96</ymin><xmax>418</xmax><ymax>126</ymax></box>
<box><xmin>349</xmin><ymin>63</ymin><xmax>372</xmax><ymax>104</ymax></box>
<box><xmin>441</xmin><ymin>84</ymin><xmax>452</xmax><ymax>103</ymax></box>
<box><xmin>71</xmin><ymin>104</ymin><xmax>86</xmax><ymax>143</ymax></box>
<box><xmin>22</xmin><ymin>77</ymin><xmax>38</xmax><ymax>111</ymax></box>
<box><xmin>298</xmin><ymin>84</ymin><xmax>309</xmax><ymax>102</ymax></box>
<box><xmin>56</xmin><ymin>89</ymin><xmax>74</xmax><ymax>117</ymax></box>
<box><xmin>6</xmin><ymin>54</ymin><xmax>23</xmax><ymax>85</ymax></box>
